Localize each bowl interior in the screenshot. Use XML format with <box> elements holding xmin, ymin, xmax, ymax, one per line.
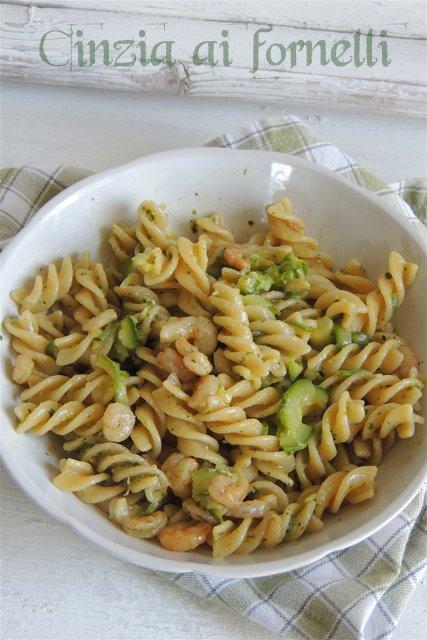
<box><xmin>1</xmin><ymin>148</ymin><xmax>426</xmax><ymax>577</ymax></box>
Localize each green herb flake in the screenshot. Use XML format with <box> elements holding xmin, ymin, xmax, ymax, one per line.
<box><xmin>45</xmin><ymin>341</ymin><xmax>56</xmax><ymax>357</ymax></box>
<box><xmin>122</xmin><ymin>256</ymin><xmax>133</xmax><ymax>279</ymax></box>
<box><xmin>252</xmin><ymin>330</ymin><xmax>265</xmax><ymax>339</ymax></box>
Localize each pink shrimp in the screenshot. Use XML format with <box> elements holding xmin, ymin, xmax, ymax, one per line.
<box><xmin>157</xmin><ymin>348</ymin><xmax>194</xmax><ymax>382</ymax></box>
<box><xmin>158</xmin><ymin>521</ymin><xmax>213</xmax><ymax>551</ymax></box>
<box><xmin>223</xmin><ymin>244</ymin><xmax>248</xmax><ymax>270</ymax></box>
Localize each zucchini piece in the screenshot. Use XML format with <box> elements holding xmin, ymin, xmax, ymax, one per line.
<box><xmin>192</xmin><ymin>467</ymin><xmax>229</xmax><ymax>524</ymax></box>
<box><xmin>238</xmin><ymin>271</ymin><xmax>273</xmax><ymax>295</ymax></box>
<box><xmin>261</xmin><ymin>421</ymin><xmax>270</xmax><ymax>435</ymax></box>
<box><xmin>338</xmin><ymin>368</ymin><xmax>364</xmax><ymax>378</ymax></box>
<box><xmin>277</xmin><ymin>380</ymin><xmax>328</xmax><ymax>453</ymax></box>
<box><xmin>209</xmin><ymin>506</ymin><xmax>227</xmax><ymax>525</ymax></box>
<box><xmin>192</xmin><ymin>468</ymin><xmax>217</xmax><ymax>501</ymax></box>
<box><xmin>310</xmin><ymin>317</ymin><xmax>334</xmax><ymax>348</ymax></box>
<box><xmin>97</xmin><ymin>355</ymin><xmax>129</xmax><ymax>403</ymax></box>
<box><xmin>351</xmin><ymin>332</ymin><xmax>372</xmax><ymax>347</ymax></box>
<box><xmin>286</xmin><ymin>360</ymin><xmax>303</xmax><ymax>381</ymax></box>
<box><xmin>98</xmin><ymin>321</ymin><xmax>116</xmax><ymax>342</ymax></box>
<box><xmin>261</xmin><ymin>420</ymin><xmax>277</xmax><ymax>435</ymax></box>
<box><xmin>243</xmin><ymin>294</ymin><xmax>279</xmax><ymax>316</ymax></box>
<box><xmin>118</xmin><ymin>316</ymin><xmax>138</xmax><ymax>349</ymax></box>
<box><xmin>113</xmin><ymin>339</ymin><xmax>129</xmax><ymax>363</ymax></box>
<box><xmin>333</xmin><ymin>324</ymin><xmax>352</xmax><ymax>349</ymax></box>
<box><xmin>249</xmin><ymin>252</ymin><xmax>274</xmax><ymax>270</ymax></box>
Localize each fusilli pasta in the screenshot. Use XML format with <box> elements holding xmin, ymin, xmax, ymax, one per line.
<box><xmin>4</xmin><ymin>196</ymin><xmax>423</xmax><ymax>557</ymax></box>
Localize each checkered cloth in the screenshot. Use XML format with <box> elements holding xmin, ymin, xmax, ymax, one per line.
<box><xmin>1</xmin><ymin>116</ymin><xmax>426</xmax><ymax>639</ymax></box>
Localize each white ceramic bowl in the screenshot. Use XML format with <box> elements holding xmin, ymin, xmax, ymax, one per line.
<box><xmin>1</xmin><ymin>148</ymin><xmax>426</xmax><ymax>578</ymax></box>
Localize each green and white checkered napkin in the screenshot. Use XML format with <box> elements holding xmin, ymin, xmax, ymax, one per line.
<box><xmin>1</xmin><ymin>116</ymin><xmax>426</xmax><ymax>640</ymax></box>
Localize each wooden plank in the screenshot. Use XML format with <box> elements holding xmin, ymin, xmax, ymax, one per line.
<box><xmin>1</xmin><ymin>1</ymin><xmax>426</xmax><ymax>115</ymax></box>
<box><xmin>9</xmin><ymin>0</ymin><xmax>427</xmax><ymax>38</ymax></box>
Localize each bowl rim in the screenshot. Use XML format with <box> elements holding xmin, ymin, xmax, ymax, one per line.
<box><xmin>1</xmin><ymin>146</ymin><xmax>426</xmax><ymax>578</ymax></box>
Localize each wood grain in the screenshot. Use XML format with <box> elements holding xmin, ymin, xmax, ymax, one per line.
<box><xmin>1</xmin><ymin>1</ymin><xmax>426</xmax><ymax>115</ymax></box>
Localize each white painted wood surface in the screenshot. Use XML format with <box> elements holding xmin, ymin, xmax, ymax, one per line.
<box><xmin>1</xmin><ymin>79</ymin><xmax>426</xmax><ymax>640</ymax></box>
<box><xmin>1</xmin><ymin>1</ymin><xmax>426</xmax><ymax>115</ymax></box>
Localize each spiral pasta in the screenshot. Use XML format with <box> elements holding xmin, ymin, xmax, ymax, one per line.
<box><xmin>108</xmin><ymin>222</ymin><xmax>138</xmax><ymax>264</ymax></box>
<box><xmin>152</xmin><ymin>381</ymin><xmax>227</xmax><ymax>466</ymax></box>
<box><xmin>210</xmin><ymin>281</ymin><xmax>269</xmax><ymax>380</ymax></box>
<box><xmin>176</xmin><ymin>236</ymin><xmax>214</xmax><ymax>317</ymax></box>
<box><xmin>196</xmin><ymin>213</ymin><xmax>234</xmax><ymax>265</ymax></box>
<box><xmin>365</xmin><ymin>252</ymin><xmax>418</xmax><ymax>334</ymax></box>
<box><xmin>306</xmin><ymin>339</ymin><xmax>405</xmax><ymax>378</ymax></box>
<box><xmin>4</xmin><ymin>195</ymin><xmax>423</xmax><ymax>557</ymax></box>
<box><xmin>14</xmin><ymin>400</ymin><xmax>104</xmax><ymax>437</ymax></box>
<box><xmin>211</xmin><ymin>466</ymin><xmax>377</xmax><ymax>557</ymax></box>
<box><xmin>265</xmin><ymin>197</ymin><xmax>332</xmax><ymax>268</ymax></box>
<box><xmin>133</xmin><ymin>245</ymin><xmax>179</xmax><ymax>288</ymax></box>
<box><xmin>11</xmin><ymin>256</ymin><xmax>74</xmax><ymax>313</ymax></box>
<box><xmin>4</xmin><ymin>311</ymin><xmax>59</xmax><ymax>374</ymax></box>
<box><xmin>135</xmin><ymin>200</ymin><xmax>176</xmax><ymax>250</ymax></box>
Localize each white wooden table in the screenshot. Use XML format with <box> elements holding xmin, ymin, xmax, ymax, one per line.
<box><xmin>1</xmin><ymin>78</ymin><xmax>426</xmax><ymax>640</ymax></box>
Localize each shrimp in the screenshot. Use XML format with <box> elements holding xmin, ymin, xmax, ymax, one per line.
<box><xmin>175</xmin><ymin>338</ymin><xmax>212</xmax><ymax>376</ymax></box>
<box><xmin>160</xmin><ymin>316</ymin><xmax>217</xmax><ymax>355</ymax></box>
<box><xmin>102</xmin><ymin>403</ymin><xmax>135</xmax><ymax>442</ymax></box>
<box><xmin>109</xmin><ymin>496</ymin><xmax>168</xmax><ymax>538</ymax></box>
<box><xmin>223</xmin><ymin>243</ymin><xmax>248</xmax><ymax>270</ymax></box>
<box><xmin>157</xmin><ymin>520</ymin><xmax>213</xmax><ymax>551</ymax></box>
<box><xmin>188</xmin><ymin>374</ymin><xmax>231</xmax><ymax>412</ymax></box>
<box><xmin>162</xmin><ymin>452</ymin><xmax>198</xmax><ymax>499</ymax></box>
<box><xmin>208</xmin><ymin>472</ymin><xmax>249</xmax><ymax>508</ymax></box>
<box><xmin>157</xmin><ymin>348</ymin><xmax>195</xmax><ymax>383</ymax></box>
